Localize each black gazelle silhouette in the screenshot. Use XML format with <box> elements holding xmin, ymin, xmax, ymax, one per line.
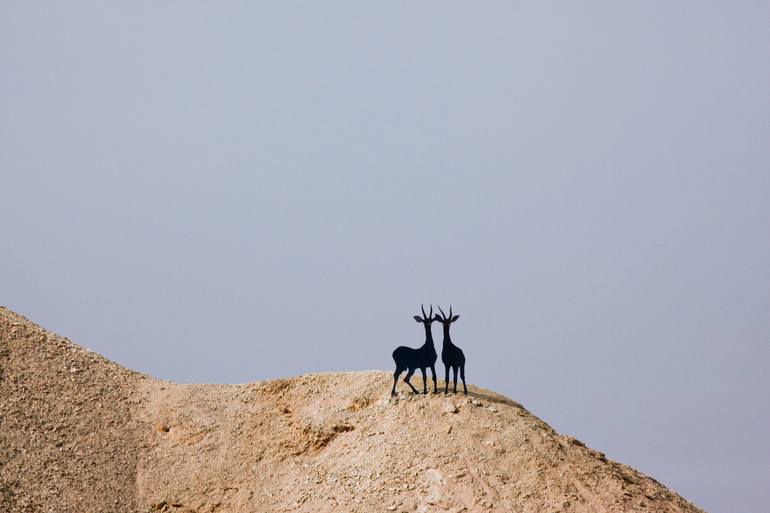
<box><xmin>437</xmin><ymin>306</ymin><xmax>467</xmax><ymax>394</ymax></box>
<box><xmin>391</xmin><ymin>305</ymin><xmax>439</xmax><ymax>395</ymax></box>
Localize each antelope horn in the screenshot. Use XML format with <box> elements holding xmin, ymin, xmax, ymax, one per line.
<box><xmin>449</xmin><ymin>305</ymin><xmax>453</xmax><ymax>318</ymax></box>
<box><xmin>421</xmin><ymin>304</ymin><xmax>427</xmax><ymax>319</ymax></box>
<box><xmin>438</xmin><ymin>306</ymin><xmax>447</xmax><ymax>320</ymax></box>
<box><xmin>429</xmin><ymin>305</ymin><xmax>433</xmax><ymax>319</ymax></box>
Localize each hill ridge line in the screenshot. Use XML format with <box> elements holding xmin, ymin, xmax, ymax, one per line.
<box><xmin>0</xmin><ymin>306</ymin><xmax>705</xmax><ymax>513</ymax></box>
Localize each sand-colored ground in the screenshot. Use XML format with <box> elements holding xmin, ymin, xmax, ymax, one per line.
<box><xmin>0</xmin><ymin>307</ymin><xmax>704</xmax><ymax>513</ymax></box>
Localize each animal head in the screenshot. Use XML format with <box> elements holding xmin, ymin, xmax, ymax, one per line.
<box><xmin>435</xmin><ymin>306</ymin><xmax>460</xmax><ymax>325</ymax></box>
<box><xmin>413</xmin><ymin>304</ymin><xmax>437</xmax><ymax>325</ymax></box>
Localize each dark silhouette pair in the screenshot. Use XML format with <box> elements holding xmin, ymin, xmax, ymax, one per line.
<box><xmin>391</xmin><ymin>305</ymin><xmax>467</xmax><ymax>396</ymax></box>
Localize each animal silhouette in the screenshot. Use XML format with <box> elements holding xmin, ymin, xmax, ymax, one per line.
<box><xmin>436</xmin><ymin>306</ymin><xmax>466</xmax><ymax>394</ymax></box>
<box><xmin>391</xmin><ymin>305</ymin><xmax>439</xmax><ymax>395</ymax></box>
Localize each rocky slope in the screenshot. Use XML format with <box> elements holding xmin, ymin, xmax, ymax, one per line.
<box><xmin>0</xmin><ymin>307</ymin><xmax>704</xmax><ymax>513</ymax></box>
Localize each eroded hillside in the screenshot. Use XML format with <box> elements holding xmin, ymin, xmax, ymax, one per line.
<box><xmin>0</xmin><ymin>307</ymin><xmax>704</xmax><ymax>513</ymax></box>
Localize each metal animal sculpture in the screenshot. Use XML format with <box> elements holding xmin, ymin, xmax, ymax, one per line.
<box><xmin>391</xmin><ymin>305</ymin><xmax>439</xmax><ymax>395</ymax></box>
<box><xmin>436</xmin><ymin>306</ymin><xmax>466</xmax><ymax>394</ymax></box>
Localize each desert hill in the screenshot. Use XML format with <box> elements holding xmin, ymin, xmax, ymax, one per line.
<box><xmin>0</xmin><ymin>307</ymin><xmax>704</xmax><ymax>513</ymax></box>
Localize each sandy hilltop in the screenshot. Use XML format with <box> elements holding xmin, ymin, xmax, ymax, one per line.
<box><xmin>0</xmin><ymin>307</ymin><xmax>704</xmax><ymax>513</ymax></box>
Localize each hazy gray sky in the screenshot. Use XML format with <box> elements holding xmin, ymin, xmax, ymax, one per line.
<box><xmin>2</xmin><ymin>2</ymin><xmax>768</xmax><ymax>512</ymax></box>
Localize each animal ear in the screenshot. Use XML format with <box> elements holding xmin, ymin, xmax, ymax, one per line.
<box><xmin>451</xmin><ymin>315</ymin><xmax>460</xmax><ymax>322</ymax></box>
<box><xmin>413</xmin><ymin>315</ymin><xmax>423</xmax><ymax>322</ymax></box>
<box><xmin>434</xmin><ymin>315</ymin><xmax>442</xmax><ymax>321</ymax></box>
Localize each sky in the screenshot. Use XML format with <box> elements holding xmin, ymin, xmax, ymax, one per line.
<box><xmin>2</xmin><ymin>2</ymin><xmax>769</xmax><ymax>512</ymax></box>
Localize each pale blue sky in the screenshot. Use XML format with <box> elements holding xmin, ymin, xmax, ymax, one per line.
<box><xmin>2</xmin><ymin>2</ymin><xmax>769</xmax><ymax>512</ymax></box>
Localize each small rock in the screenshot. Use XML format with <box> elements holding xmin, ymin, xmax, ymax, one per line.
<box><xmin>434</xmin><ymin>499</ymin><xmax>452</xmax><ymax>509</ymax></box>
<box><xmin>443</xmin><ymin>402</ymin><xmax>458</xmax><ymax>414</ymax></box>
<box><xmin>487</xmin><ymin>406</ymin><xmax>498</xmax><ymax>413</ymax></box>
<box><xmin>445</xmin><ymin>424</ymin><xmax>452</xmax><ymax>434</ymax></box>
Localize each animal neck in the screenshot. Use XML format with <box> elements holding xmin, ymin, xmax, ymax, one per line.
<box><xmin>442</xmin><ymin>324</ymin><xmax>453</xmax><ymax>344</ymax></box>
<box><xmin>422</xmin><ymin>324</ymin><xmax>435</xmax><ymax>348</ymax></box>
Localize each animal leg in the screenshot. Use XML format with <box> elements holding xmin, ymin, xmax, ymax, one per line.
<box><xmin>420</xmin><ymin>367</ymin><xmax>428</xmax><ymax>394</ymax></box>
<box><xmin>460</xmin><ymin>364</ymin><xmax>467</xmax><ymax>395</ymax></box>
<box><xmin>444</xmin><ymin>365</ymin><xmax>450</xmax><ymax>394</ymax></box>
<box><xmin>452</xmin><ymin>366</ymin><xmax>458</xmax><ymax>394</ymax></box>
<box><xmin>403</xmin><ymin>368</ymin><xmax>419</xmax><ymax>394</ymax></box>
<box><xmin>430</xmin><ymin>365</ymin><xmax>437</xmax><ymax>394</ymax></box>
<box><xmin>392</xmin><ymin>367</ymin><xmax>404</xmax><ymax>396</ymax></box>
